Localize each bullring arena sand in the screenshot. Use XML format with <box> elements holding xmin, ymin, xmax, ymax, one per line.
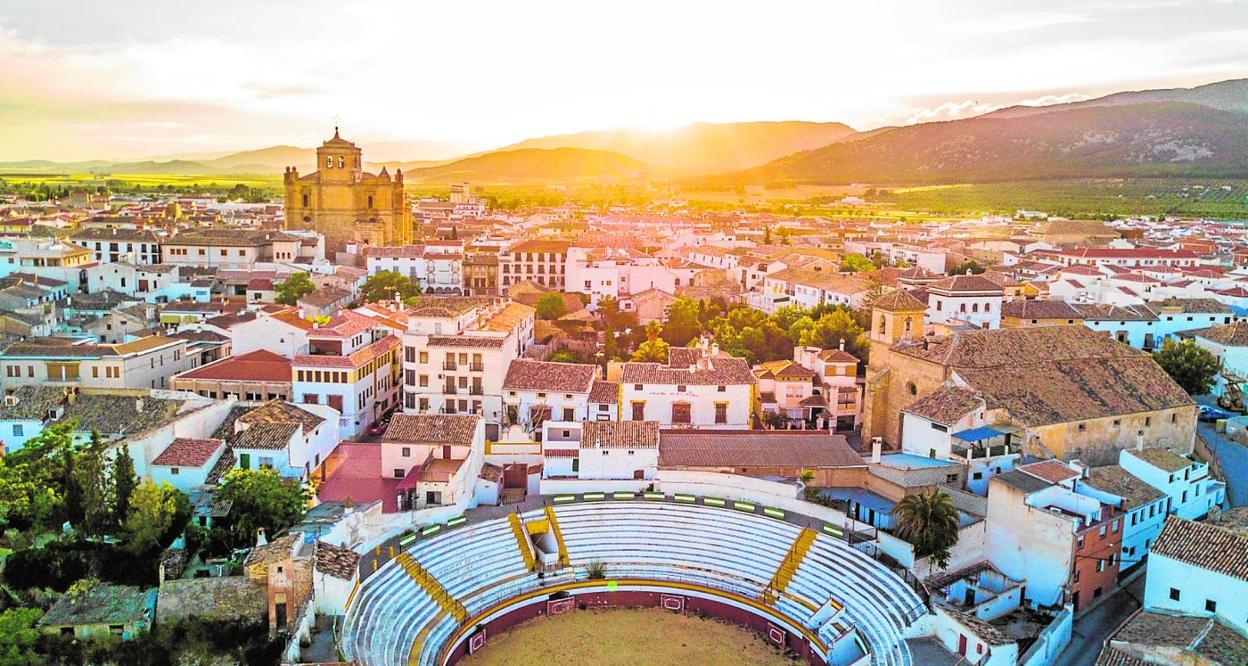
<box><xmin>460</xmin><ymin>606</ymin><xmax>794</xmax><ymax>666</ymax></box>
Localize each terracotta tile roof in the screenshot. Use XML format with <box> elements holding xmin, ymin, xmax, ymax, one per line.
<box><xmin>622</xmin><ymin>349</ymin><xmax>756</xmax><ymax>386</ymax></box>
<box><xmin>903</xmin><ymin>386</ymin><xmax>984</xmax><ymax>425</ymax></box>
<box><xmin>818</xmin><ymin>348</ymin><xmax>859</xmax><ymax>364</ymax></box>
<box><xmin>993</xmin><ymin>469</ymin><xmax>1053</xmax><ymax>494</ymax></box>
<box><xmin>40</xmin><ymin>583</ymin><xmax>153</xmax><ymax>627</ymax></box>
<box><xmin>1108</xmin><ymin>609</ymin><xmax>1248</xmax><ymax>665</ymax></box>
<box><xmin>588</xmin><ymin>380</ymin><xmax>620</xmax><ymax>404</ymax></box>
<box><xmin>658</xmin><ymin>431</ymin><xmax>864</xmax><ymax>468</ymax></box>
<box><xmin>943</xmin><ymin>608</ymin><xmax>1014</xmax><ymax>645</ymax></box>
<box><xmin>174</xmin><ymin>349</ymin><xmax>292</xmax><ymax>383</ymax></box>
<box><xmin>1152</xmin><ymin>516</ymin><xmax>1248</xmax><ymax>580</ymax></box>
<box><xmin>1130</xmin><ymin>448</ymin><xmax>1193</xmax><ymax>473</ymax></box>
<box><xmin>506</xmin><ymin>239</ymin><xmax>571</xmax><ymax>254</ymax></box>
<box><xmin>153</xmin><ymin>438</ymin><xmax>224</xmax><ymax>467</ymax></box>
<box><xmin>233</xmin><ymin>422</ymin><xmax>299</xmax><ymax>450</ymax></box>
<box><xmin>929</xmin><ymin>275</ymin><xmax>1005</xmax><ymax>294</ymax></box>
<box><xmin>479</xmin><ymin>462</ymin><xmax>503</xmax><ymax>482</ymax></box>
<box><xmin>383</xmin><ymin>413</ymin><xmax>481</xmax><ymax>445</ymax></box>
<box><xmin>1191</xmin><ymin>322</ymin><xmax>1248</xmax><ymax>347</ymax></box>
<box><xmin>1084</xmin><ymin>465</ymin><xmax>1165</xmax><ymax>510</ymax></box>
<box><xmin>314</xmin><ymin>541</ymin><xmax>360</xmax><ymax>580</ymax></box>
<box><xmin>243</xmin><ymin>533</ymin><xmax>299</xmax><ymax>567</ymax></box>
<box><xmin>1000</xmin><ymin>299</ymin><xmax>1083</xmax><ymax>321</ymax></box>
<box><xmin>894</xmin><ymin>326</ymin><xmax>1192</xmax><ymax>428</ymax></box>
<box><xmin>238</xmin><ymin>399</ymin><xmax>324</xmax><ymax>433</ymax></box>
<box><xmin>753</xmin><ymin>360</ymin><xmax>816</xmax><ymax>381</ymax></box>
<box><xmin>1018</xmin><ymin>460</ymin><xmax>1079</xmax><ymax>485</ymax></box>
<box><xmin>503</xmin><ymin>359</ymin><xmax>597</xmax><ymax>393</ymax></box>
<box><xmin>427</xmin><ymin>334</ymin><xmax>506</xmax><ymax>348</ymax></box>
<box><xmin>1146</xmin><ymin>297</ymin><xmax>1234</xmax><ymax>314</ymax></box>
<box><xmin>872</xmin><ymin>288</ymin><xmax>927</xmax><ymax>312</ymax></box>
<box><xmin>1069</xmin><ymin>303</ymin><xmax>1157</xmax><ymax>322</ymax></box>
<box><xmin>484</xmin><ymin>302</ymin><xmax>536</xmax><ymax>333</ymax></box>
<box><xmin>582</xmin><ymin>421</ymin><xmax>659</xmax><ymax>449</ymax></box>
<box><xmin>1095</xmin><ymin>647</ymin><xmax>1147</xmax><ymax>666</ymax></box>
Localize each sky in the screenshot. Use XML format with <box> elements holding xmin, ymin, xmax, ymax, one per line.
<box><xmin>1</xmin><ymin>0</ymin><xmax>1246</xmax><ymax>162</ymax></box>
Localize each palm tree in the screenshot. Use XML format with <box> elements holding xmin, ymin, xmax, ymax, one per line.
<box><xmin>892</xmin><ymin>490</ymin><xmax>960</xmax><ymax>569</ymax></box>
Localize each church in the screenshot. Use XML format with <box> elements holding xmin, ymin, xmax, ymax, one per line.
<box><xmin>283</xmin><ymin>129</ymin><xmax>411</xmax><ymax>251</ymax></box>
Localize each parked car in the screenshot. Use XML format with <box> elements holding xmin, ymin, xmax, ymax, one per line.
<box><xmin>1199</xmin><ymin>405</ymin><xmax>1231</xmax><ymax>422</ymax></box>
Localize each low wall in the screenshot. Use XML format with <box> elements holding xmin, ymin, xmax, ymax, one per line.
<box><xmin>1019</xmin><ymin>604</ymin><xmax>1073</xmax><ymax>666</ymax></box>
<box><xmin>439</xmin><ymin>581</ymin><xmax>831</xmax><ymax>666</ymax></box>
<box><xmin>913</xmin><ymin>520</ymin><xmax>987</xmax><ymax>580</ymax></box>
<box><xmin>540</xmin><ymin>478</ymin><xmax>651</xmax><ymax>495</ymax></box>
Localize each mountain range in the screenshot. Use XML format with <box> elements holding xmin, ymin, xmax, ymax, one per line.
<box><xmin>2</xmin><ymin>78</ymin><xmax>1246</xmax><ymax>186</ymax></box>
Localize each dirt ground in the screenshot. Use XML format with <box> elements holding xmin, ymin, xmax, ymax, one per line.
<box><xmin>460</xmin><ymin>606</ymin><xmax>795</xmax><ymax>666</ymax></box>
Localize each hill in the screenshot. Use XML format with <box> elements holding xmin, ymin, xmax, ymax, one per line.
<box><xmin>985</xmin><ymin>78</ymin><xmax>1248</xmax><ymax>119</ymax></box>
<box><xmin>403</xmin><ymin>147</ymin><xmax>652</xmax><ymax>184</ymax></box>
<box><xmin>497</xmin><ymin>121</ymin><xmax>858</xmax><ymax>172</ymax></box>
<box><xmin>201</xmin><ymin>145</ymin><xmax>312</xmax><ymax>171</ymax></box>
<box><xmin>712</xmin><ymin>102</ymin><xmax>1248</xmax><ymax>186</ymax></box>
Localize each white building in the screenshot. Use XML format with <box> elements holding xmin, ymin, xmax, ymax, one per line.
<box><xmin>380</xmin><ymin>413</ymin><xmax>485</xmax><ymax>510</ymax></box>
<box><xmin>1119</xmin><ymin>447</ymin><xmax>1225</xmax><ymax>521</ymax></box>
<box><xmin>926</xmin><ymin>275</ymin><xmax>1004</xmax><ymax>329</ymax></box>
<box><xmin>364</xmin><ymin>243</ymin><xmax>464</xmax><ymax>295</ymax></box>
<box><xmin>1144</xmin><ymin>516</ymin><xmax>1248</xmax><ymax>636</ymax></box>
<box><xmin>0</xmin><ymin>335</ymin><xmax>191</xmax><ymax>391</ymax></box>
<box><xmin>1083</xmin><ymin>462</ymin><xmax>1169</xmax><ymax>573</ymax></box>
<box><xmin>291</xmin><ymin>311</ymin><xmax>403</xmax><ymax>438</ymax></box>
<box><xmin>502</xmin><ymin>359</ymin><xmax>598</xmax><ymax>429</ymax></box>
<box><xmin>542</xmin><ymin>420</ymin><xmax>659</xmax><ymax>481</ymax></box>
<box><xmin>617</xmin><ymin>340</ymin><xmax>756</xmax><ymax>429</ymax></box>
<box><xmin>401</xmin><ymin>297</ymin><xmax>535</xmax><ymax>440</ymax></box>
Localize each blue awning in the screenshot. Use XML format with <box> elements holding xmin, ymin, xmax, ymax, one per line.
<box><xmin>952</xmin><ymin>426</ymin><xmax>1006</xmax><ymax>443</ymax></box>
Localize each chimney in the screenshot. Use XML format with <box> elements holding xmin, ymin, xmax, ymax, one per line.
<box><xmin>711</xmin><ymin>342</ymin><xmax>719</xmax><ymax>357</ymax></box>
<box><xmin>255</xmin><ymin>528</ymin><xmax>268</xmax><ymax>548</ymax></box>
<box><xmin>870</xmin><ymin>437</ymin><xmax>882</xmax><ymax>464</ymax></box>
<box><xmin>1136</xmin><ymin>431</ymin><xmax>1145</xmax><ymax>452</ymax></box>
<box><xmin>134</xmin><ymin>398</ymin><xmax>144</xmax><ymax>413</ymax></box>
<box><xmin>839</xmin><ymin>338</ymin><xmax>846</xmax><ymax>351</ymax></box>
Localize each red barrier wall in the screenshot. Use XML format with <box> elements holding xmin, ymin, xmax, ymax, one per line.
<box><xmin>444</xmin><ymin>588</ymin><xmax>825</xmax><ymax>666</ymax></box>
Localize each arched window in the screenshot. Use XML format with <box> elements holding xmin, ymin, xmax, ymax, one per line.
<box><xmin>972</xmin><ymin>303</ymin><xmax>980</xmax><ymax>313</ymax></box>
<box><xmin>904</xmin><ymin>317</ymin><xmax>912</xmax><ymax>334</ymax></box>
<box><xmin>325</xmin><ymin>156</ymin><xmax>332</xmax><ymax>169</ymax></box>
<box><xmin>338</xmin><ymin>155</ymin><xmax>345</xmax><ymax>168</ymax></box>
<box><xmin>877</xmin><ymin>315</ymin><xmax>886</xmax><ymax>335</ymax></box>
<box><xmin>301</xmin><ymin>193</ymin><xmax>309</xmax><ymax>207</ymax></box>
<box><xmin>367</xmin><ymin>195</ymin><xmax>374</xmax><ymax>208</ymax></box>
<box><xmin>985</xmin><ymin>303</ymin><xmax>991</xmax><ymax>312</ymax></box>
<box><xmin>906</xmin><ymin>382</ymin><xmax>918</xmax><ymax>396</ymax></box>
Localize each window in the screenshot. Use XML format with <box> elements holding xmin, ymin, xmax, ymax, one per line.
<box><xmin>170</xmin><ymin>467</ymin><xmax>180</xmax><ymax>475</ymax></box>
<box><xmin>1078</xmin><ymin>423</ymin><xmax>1086</xmax><ymax>432</ymax></box>
<box><xmin>401</xmin><ymin>447</ymin><xmax>410</xmax><ymax>457</ymax></box>
<box><xmin>394</xmin><ymin>468</ymin><xmax>404</xmax><ymax>479</ymax></box>
<box><xmin>715</xmin><ymin>402</ymin><xmax>728</xmax><ymax>425</ymax></box>
<box><xmin>1206</xmin><ymin>599</ymin><xmax>1217</xmax><ymax>613</ymax></box>
<box><xmin>1170</xmin><ymin>588</ymin><xmax>1181</xmax><ymax>600</ymax></box>
<box><xmin>671</xmin><ymin>402</ymin><xmax>691</xmax><ymax>425</ymax></box>
<box><xmin>906</xmin><ymin>382</ymin><xmax>917</xmax><ymax>396</ymax></box>
<box><xmin>12</xmin><ymin>424</ymin><xmax>22</xmax><ymax>437</ymax></box>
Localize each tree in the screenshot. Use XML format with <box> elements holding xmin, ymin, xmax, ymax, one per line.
<box><xmin>72</xmin><ymin>432</ymin><xmax>113</xmax><ymax>537</ymax></box>
<box><xmin>631</xmin><ymin>322</ymin><xmax>671</xmax><ymax>363</ymax></box>
<box><xmin>360</xmin><ymin>270</ymin><xmax>421</xmax><ymax>304</ymax></box>
<box><xmin>798</xmin><ymin>309</ymin><xmax>868</xmax><ymax>361</ymax></box>
<box><xmin>274</xmin><ymin>272</ymin><xmax>315</xmax><ymax>305</ymax></box>
<box><xmin>535</xmin><ymin>293</ymin><xmax>568</xmax><ymax>320</ymax></box>
<box><xmin>840</xmin><ymin>253</ymin><xmax>876</xmax><ymax>273</ymax></box>
<box><xmin>1153</xmin><ymin>338</ymin><xmax>1220</xmax><ymax>396</ymax></box>
<box><xmin>124</xmin><ymin>480</ymin><xmax>180</xmax><ymax>555</ymax></box>
<box><xmin>892</xmin><ymin>490</ymin><xmax>960</xmax><ymax>569</ymax></box>
<box><xmin>112</xmin><ymin>444</ymin><xmax>138</xmax><ymax>527</ymax></box>
<box><xmin>949</xmin><ymin>259</ymin><xmax>986</xmax><ymax>275</ymax></box>
<box><xmin>798</xmin><ymin>470</ymin><xmax>819</xmax><ymax>502</ymax></box>
<box><xmin>217</xmin><ymin>469</ymin><xmax>309</xmax><ymax>549</ymax></box>
<box><xmin>763</xmin><ymin>226</ymin><xmax>772</xmax><ymax>244</ymax></box>
<box><xmin>661</xmin><ymin>297</ymin><xmax>702</xmax><ymax>347</ymax></box>
<box><xmin>0</xmin><ymin>607</ymin><xmax>42</xmax><ymax>666</ymax></box>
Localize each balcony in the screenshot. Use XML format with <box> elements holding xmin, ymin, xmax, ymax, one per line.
<box><xmin>468</xmin><ymin>362</ymin><xmax>485</xmax><ymax>372</ymax></box>
<box><xmin>949</xmin><ymin>426</ymin><xmax>1020</xmax><ymax>462</ymax></box>
<box><xmin>442</xmin><ymin>361</ymin><xmax>458</xmax><ymax>371</ymax></box>
<box><xmin>469</xmin><ymin>386</ymin><xmax>484</xmax><ymax>396</ymax></box>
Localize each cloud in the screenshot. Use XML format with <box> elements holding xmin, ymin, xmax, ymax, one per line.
<box><xmin>903</xmin><ymin>92</ymin><xmax>1095</xmax><ymax>125</ymax></box>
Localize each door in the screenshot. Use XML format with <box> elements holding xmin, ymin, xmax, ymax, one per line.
<box><xmin>239</xmin><ymin>453</ymin><xmax>250</xmax><ymax>470</ymax></box>
<box><xmin>442</xmin><ymin>445</ymin><xmax>452</xmax><ymax>459</ymax></box>
<box><xmin>957</xmin><ymin>635</ymin><xmax>967</xmax><ymax>656</ymax></box>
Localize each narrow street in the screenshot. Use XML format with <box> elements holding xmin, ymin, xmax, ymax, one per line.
<box><xmin>1055</xmin><ymin>576</ymin><xmax>1144</xmax><ymax>666</ymax></box>
<box><xmin>1194</xmin><ymin>396</ymin><xmax>1248</xmax><ymax>507</ymax></box>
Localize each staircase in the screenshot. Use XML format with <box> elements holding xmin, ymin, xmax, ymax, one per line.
<box><xmin>544</xmin><ymin>504</ymin><xmax>570</xmax><ymax>568</ymax></box>
<box><xmin>761</xmin><ymin>527</ymin><xmax>818</xmax><ymax>605</ymax></box>
<box><xmin>508</xmin><ymin>512</ymin><xmax>537</xmax><ymax>571</ymax></box>
<box><xmin>395</xmin><ymin>552</ymin><xmax>467</xmax><ymax>623</ymax></box>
